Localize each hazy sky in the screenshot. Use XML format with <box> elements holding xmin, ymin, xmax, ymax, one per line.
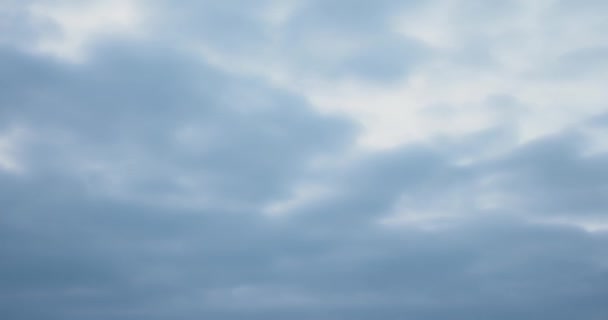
<box><xmin>1</xmin><ymin>0</ymin><xmax>608</xmax><ymax>319</ymax></box>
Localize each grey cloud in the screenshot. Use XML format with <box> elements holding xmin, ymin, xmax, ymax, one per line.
<box><xmin>2</xmin><ymin>2</ymin><xmax>608</xmax><ymax>320</ymax></box>
<box><xmin>285</xmin><ymin>120</ymin><xmax>608</xmax><ymax>229</ymax></box>
<box><xmin>0</xmin><ymin>0</ymin><xmax>52</xmax><ymax>48</ymax></box>
<box><xmin>587</xmin><ymin>111</ymin><xmax>608</xmax><ymax>127</ymax></box>
<box><xmin>279</xmin><ymin>0</ymin><xmax>432</xmax><ymax>82</ymax></box>
<box><xmin>151</xmin><ymin>0</ymin><xmax>431</xmax><ymax>83</ymax></box>
<box><xmin>547</xmin><ymin>46</ymin><xmax>608</xmax><ymax>79</ymax></box>
<box><xmin>0</xmin><ymin>40</ymin><xmax>356</xmax><ymax>207</ymax></box>
<box><xmin>481</xmin><ymin>129</ymin><xmax>608</xmax><ymax>217</ymax></box>
<box><xmin>287</xmin><ymin>0</ymin><xmax>421</xmax><ymax>31</ymax></box>
<box><xmin>553</xmin><ymin>0</ymin><xmax>608</xmax><ymax>13</ymax></box>
<box><xmin>3</xmin><ymin>171</ymin><xmax>608</xmax><ymax>319</ymax></box>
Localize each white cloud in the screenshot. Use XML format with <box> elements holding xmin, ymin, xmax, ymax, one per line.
<box><xmin>27</xmin><ymin>0</ymin><xmax>144</xmax><ymax>62</ymax></box>
<box><xmin>0</xmin><ymin>126</ymin><xmax>27</xmax><ymax>174</ymax></box>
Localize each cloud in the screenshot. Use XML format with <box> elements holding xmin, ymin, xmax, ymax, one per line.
<box><xmin>1</xmin><ymin>1</ymin><xmax>608</xmax><ymax>319</ymax></box>
<box><xmin>136</xmin><ymin>0</ymin><xmax>608</xmax><ymax>149</ymax></box>
<box><xmin>143</xmin><ymin>0</ymin><xmax>430</xmax><ymax>86</ymax></box>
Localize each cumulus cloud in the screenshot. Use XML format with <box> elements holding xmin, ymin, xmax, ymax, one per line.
<box><xmin>1</xmin><ymin>1</ymin><xmax>608</xmax><ymax>319</ymax></box>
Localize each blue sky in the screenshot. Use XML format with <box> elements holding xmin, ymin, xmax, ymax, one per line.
<box><xmin>1</xmin><ymin>0</ymin><xmax>608</xmax><ymax>319</ymax></box>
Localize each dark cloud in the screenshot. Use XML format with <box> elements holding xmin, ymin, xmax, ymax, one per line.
<box><xmin>2</xmin><ymin>169</ymin><xmax>608</xmax><ymax>319</ymax></box>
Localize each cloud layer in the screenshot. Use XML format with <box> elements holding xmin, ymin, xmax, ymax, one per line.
<box><xmin>1</xmin><ymin>1</ymin><xmax>608</xmax><ymax>319</ymax></box>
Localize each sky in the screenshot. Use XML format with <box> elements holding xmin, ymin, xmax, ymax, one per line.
<box><xmin>1</xmin><ymin>0</ymin><xmax>608</xmax><ymax>319</ymax></box>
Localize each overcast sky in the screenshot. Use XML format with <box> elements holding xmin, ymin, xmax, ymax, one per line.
<box><xmin>1</xmin><ymin>0</ymin><xmax>608</xmax><ymax>319</ymax></box>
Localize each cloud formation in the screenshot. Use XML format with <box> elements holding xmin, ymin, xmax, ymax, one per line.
<box><xmin>1</xmin><ymin>1</ymin><xmax>608</xmax><ymax>319</ymax></box>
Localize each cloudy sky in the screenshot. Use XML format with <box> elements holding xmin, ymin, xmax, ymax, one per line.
<box><xmin>1</xmin><ymin>0</ymin><xmax>608</xmax><ymax>319</ymax></box>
